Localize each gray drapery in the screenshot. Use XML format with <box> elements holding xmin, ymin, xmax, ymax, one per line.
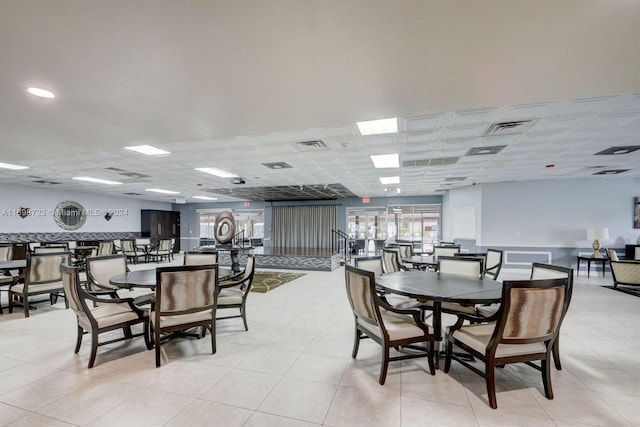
<box><xmin>271</xmin><ymin>205</ymin><xmax>337</xmax><ymax>249</ymax></box>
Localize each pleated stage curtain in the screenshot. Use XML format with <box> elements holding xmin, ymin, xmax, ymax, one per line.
<box><xmin>271</xmin><ymin>205</ymin><xmax>337</xmax><ymax>249</ymax></box>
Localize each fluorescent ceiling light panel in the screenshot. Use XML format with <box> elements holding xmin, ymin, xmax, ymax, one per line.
<box><xmin>370</xmin><ymin>154</ymin><xmax>399</xmax><ymax>168</ymax></box>
<box><xmin>0</xmin><ymin>162</ymin><xmax>29</xmax><ymax>170</ymax></box>
<box><xmin>145</xmin><ymin>188</ymin><xmax>180</xmax><ymax>194</ymax></box>
<box><xmin>380</xmin><ymin>176</ymin><xmax>400</xmax><ymax>184</ymax></box>
<box><xmin>73</xmin><ymin>176</ymin><xmax>122</xmax><ymax>185</ymax></box>
<box><xmin>125</xmin><ymin>145</ymin><xmax>170</xmax><ymax>155</ymax></box>
<box><xmin>195</xmin><ymin>167</ymin><xmax>239</xmax><ymax>178</ymax></box>
<box><xmin>357</xmin><ymin>117</ymin><xmax>398</xmax><ymax>135</ymax></box>
<box><xmin>193</xmin><ymin>196</ymin><xmax>218</xmax><ymax>200</ymax></box>
<box><xmin>26</xmin><ymin>87</ymin><xmax>55</xmax><ymax>99</ymax></box>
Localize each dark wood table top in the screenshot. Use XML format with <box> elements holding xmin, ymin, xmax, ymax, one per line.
<box><xmin>109</xmin><ymin>266</ymin><xmax>234</xmax><ymax>289</ymax></box>
<box><xmin>375</xmin><ymin>270</ymin><xmax>502</xmax><ymax>304</ymax></box>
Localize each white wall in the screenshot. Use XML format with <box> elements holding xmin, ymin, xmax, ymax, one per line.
<box><xmin>0</xmin><ymin>184</ymin><xmax>171</xmax><ymax>232</ymax></box>
<box><xmin>442</xmin><ymin>185</ymin><xmax>483</xmax><ymax>244</ymax></box>
<box><xmin>447</xmin><ymin>177</ymin><xmax>640</xmax><ymax>248</ymax></box>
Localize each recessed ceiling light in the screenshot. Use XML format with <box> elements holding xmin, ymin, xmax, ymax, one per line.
<box><xmin>380</xmin><ymin>176</ymin><xmax>400</xmax><ymax>185</ymax></box>
<box><xmin>357</xmin><ymin>118</ymin><xmax>398</xmax><ymax>135</ymax></box>
<box><xmin>0</xmin><ymin>162</ymin><xmax>29</xmax><ymax>170</ymax></box>
<box><xmin>370</xmin><ymin>154</ymin><xmax>399</xmax><ymax>168</ymax></box>
<box><xmin>145</xmin><ymin>188</ymin><xmax>180</xmax><ymax>194</ymax></box>
<box><xmin>73</xmin><ymin>176</ymin><xmax>122</xmax><ymax>185</ymax></box>
<box><xmin>125</xmin><ymin>145</ymin><xmax>170</xmax><ymax>155</ymax></box>
<box><xmin>193</xmin><ymin>196</ymin><xmax>218</xmax><ymax>200</ymax></box>
<box><xmin>26</xmin><ymin>87</ymin><xmax>55</xmax><ymax>99</ymax></box>
<box><xmin>195</xmin><ymin>167</ymin><xmax>239</xmax><ymax>178</ymax></box>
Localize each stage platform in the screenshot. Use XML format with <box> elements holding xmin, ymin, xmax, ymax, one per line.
<box><xmin>216</xmin><ymin>247</ymin><xmax>341</xmax><ymax>272</ymax></box>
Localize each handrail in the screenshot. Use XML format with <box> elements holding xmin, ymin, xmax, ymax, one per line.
<box><xmin>232</xmin><ymin>230</ymin><xmax>245</xmax><ymax>247</ymax></box>
<box><xmin>331</xmin><ymin>229</ymin><xmax>351</xmax><ymax>262</ymax></box>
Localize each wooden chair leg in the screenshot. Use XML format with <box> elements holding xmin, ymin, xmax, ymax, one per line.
<box><xmin>542</xmin><ymin>358</ymin><xmax>554</xmax><ymax>400</ymax></box>
<box><xmin>552</xmin><ymin>338</ymin><xmax>562</xmax><ymax>370</ymax></box>
<box><xmin>379</xmin><ymin>345</ymin><xmax>390</xmax><ymax>385</ymax></box>
<box><xmin>155</xmin><ymin>329</ymin><xmax>162</xmax><ymax>367</ymax></box>
<box><xmin>75</xmin><ymin>325</ymin><xmax>84</xmax><ymax>353</ymax></box>
<box><xmin>426</xmin><ymin>342</ymin><xmax>436</xmax><ymax>375</ymax></box>
<box><xmin>143</xmin><ymin>320</ymin><xmax>153</xmax><ymax>350</ymax></box>
<box><xmin>486</xmin><ymin>362</ymin><xmax>497</xmax><ymax>409</ymax></box>
<box><xmin>23</xmin><ymin>295</ymin><xmax>30</xmax><ymax>318</ymax></box>
<box><xmin>443</xmin><ymin>339</ymin><xmax>453</xmax><ymax>373</ymax></box>
<box><xmin>241</xmin><ymin>306</ymin><xmax>248</xmax><ymax>331</ymax></box>
<box><xmin>88</xmin><ymin>331</ymin><xmax>99</xmax><ymax>368</ymax></box>
<box><xmin>351</xmin><ymin>328</ymin><xmax>361</xmax><ymax>358</ymax></box>
<box><xmin>210</xmin><ymin>321</ymin><xmax>216</xmax><ymax>354</ymax></box>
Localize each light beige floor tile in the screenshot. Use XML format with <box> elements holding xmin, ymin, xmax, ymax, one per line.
<box><xmin>339</xmin><ymin>360</ymin><xmax>403</xmax><ymax>395</ymax></box>
<box><xmin>147</xmin><ymin>361</ymin><xmax>229</xmax><ymax>398</ymax></box>
<box><xmin>401</xmin><ymin>396</ymin><xmax>477</xmax><ymax>427</ymax></box>
<box><xmin>258</xmin><ymin>377</ymin><xmax>337</xmax><ymax>424</ymax></box>
<box><xmin>597</xmin><ymin>392</ymin><xmax>640</xmax><ymax>427</ymax></box>
<box><xmin>569</xmin><ymin>365</ymin><xmax>640</xmax><ymax>396</ymax></box>
<box><xmin>401</xmin><ymin>369</ymin><xmax>470</xmax><ymax>406</ymax></box>
<box><xmin>87</xmin><ymin>388</ymin><xmax>193</xmax><ymax>426</ymax></box>
<box><xmin>39</xmin><ymin>380</ymin><xmax>140</xmax><ymax>425</ymax></box>
<box><xmin>235</xmin><ymin>347</ymin><xmax>300</xmax><ymax>375</ymax></box>
<box><xmin>532</xmin><ymin>387</ymin><xmax>631</xmax><ymax>426</ymax></box>
<box><xmin>285</xmin><ymin>353</ymin><xmax>347</xmax><ymax>385</ymax></box>
<box><xmin>244</xmin><ymin>411</ymin><xmax>321</xmax><ymax>426</ymax></box>
<box><xmin>164</xmin><ymin>399</ymin><xmax>253</xmax><ymax>427</ymax></box>
<box><xmin>5</xmin><ymin>413</ymin><xmax>74</xmax><ymax>426</ymax></box>
<box><xmin>0</xmin><ymin>371</ymin><xmax>91</xmax><ymax>411</ymax></box>
<box><xmin>198</xmin><ymin>368</ymin><xmax>280</xmax><ymax>409</ymax></box>
<box><xmin>461</xmin><ymin>378</ymin><xmax>548</xmax><ymax>417</ymax></box>
<box><xmin>0</xmin><ymin>402</ymin><xmax>29</xmax><ymax>427</ymax></box>
<box><xmin>473</xmin><ymin>407</ymin><xmax>556</xmax><ymax>427</ymax></box>
<box><xmin>324</xmin><ymin>385</ymin><xmax>401</xmax><ymax>427</ymax></box>
<box><xmin>0</xmin><ymin>365</ymin><xmax>57</xmax><ymax>396</ymax></box>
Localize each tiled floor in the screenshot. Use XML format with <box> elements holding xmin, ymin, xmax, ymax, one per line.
<box><xmin>1</xmin><ymin>257</ymin><xmax>639</xmax><ymax>426</ymax></box>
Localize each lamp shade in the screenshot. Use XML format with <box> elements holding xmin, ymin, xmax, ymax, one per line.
<box><xmin>587</xmin><ymin>227</ymin><xmax>609</xmax><ymax>240</ymax></box>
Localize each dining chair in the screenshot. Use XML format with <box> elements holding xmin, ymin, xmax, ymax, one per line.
<box><xmin>344</xmin><ymin>265</ymin><xmax>436</xmax><ymax>385</ymax></box>
<box><xmin>97</xmin><ymin>240</ymin><xmax>114</xmax><ymax>256</ymax></box>
<box><xmin>153</xmin><ymin>264</ymin><xmax>219</xmax><ymax>367</ymax></box>
<box><xmin>432</xmin><ymin>256</ymin><xmax>484</xmax><ymax>316</ymax></box>
<box><xmin>484</xmin><ymin>249</ymin><xmax>504</xmax><ymax>280</ymax></box>
<box><xmin>353</xmin><ymin>255</ymin><xmax>384</xmax><ymax>276</ymax></box>
<box><xmin>61</xmin><ymin>264</ymin><xmax>152</xmax><ymax>368</ymax></box>
<box><xmin>0</xmin><ymin>245</ymin><xmax>20</xmax><ymax>314</ymax></box>
<box><xmin>606</xmin><ymin>248</ymin><xmax>620</xmax><ymax>261</ymax></box>
<box><xmin>398</xmin><ymin>243</ymin><xmax>414</xmax><ymax>268</ymax></box>
<box><xmin>34</xmin><ymin>246</ymin><xmax>69</xmax><ymax>253</ymax></box>
<box><xmin>382</xmin><ymin>248</ymin><xmax>405</xmax><ymax>273</ymax></box>
<box><xmin>217</xmin><ymin>254</ymin><xmax>255</xmax><ymax>331</ymax></box>
<box><xmin>86</xmin><ymin>254</ymin><xmax>154</xmax><ymax>306</ymax></box>
<box><xmin>433</xmin><ymin>245</ymin><xmax>461</xmax><ymax>260</ymax></box>
<box><xmin>120</xmin><ymin>239</ymin><xmax>146</xmax><ymax>264</ymax></box>
<box><xmin>184</xmin><ymin>251</ymin><xmax>218</xmax><ymax>266</ymax></box>
<box><xmin>8</xmin><ymin>251</ymin><xmax>72</xmax><ymax>317</ymax></box>
<box><xmin>148</xmin><ymin>239</ymin><xmax>172</xmax><ymax>263</ymax></box>
<box><xmin>444</xmin><ymin>277</ymin><xmax>568</xmax><ymax>409</ymax></box>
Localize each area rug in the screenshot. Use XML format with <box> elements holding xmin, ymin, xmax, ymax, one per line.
<box><xmin>251</xmin><ymin>271</ymin><xmax>306</xmax><ymax>293</ymax></box>
<box><xmin>601</xmin><ymin>285</ymin><xmax>640</xmax><ymax>298</ymax></box>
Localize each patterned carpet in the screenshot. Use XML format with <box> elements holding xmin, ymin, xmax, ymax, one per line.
<box><xmin>602</xmin><ymin>285</ymin><xmax>640</xmax><ymax>298</ymax></box>
<box><xmin>251</xmin><ymin>271</ymin><xmax>306</xmax><ymax>293</ymax></box>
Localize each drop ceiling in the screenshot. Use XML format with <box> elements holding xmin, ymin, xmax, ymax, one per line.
<box><xmin>1</xmin><ymin>1</ymin><xmax>640</xmax><ymax>203</ymax></box>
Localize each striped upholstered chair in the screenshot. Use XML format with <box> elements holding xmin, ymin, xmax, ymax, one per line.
<box><xmin>152</xmin><ymin>264</ymin><xmax>219</xmax><ymax>367</ymax></box>
<box><xmin>61</xmin><ymin>264</ymin><xmax>151</xmax><ymax>368</ymax></box>
<box><xmin>184</xmin><ymin>251</ymin><xmax>218</xmax><ymax>266</ymax></box>
<box><xmin>9</xmin><ymin>252</ymin><xmax>72</xmax><ymax>317</ymax></box>
<box><xmin>444</xmin><ymin>278</ymin><xmax>568</xmax><ymax>409</ymax></box>
<box><xmin>610</xmin><ymin>260</ymin><xmax>640</xmax><ymax>288</ymax></box>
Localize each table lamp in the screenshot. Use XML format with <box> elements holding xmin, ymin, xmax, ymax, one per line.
<box><xmin>586</xmin><ymin>227</ymin><xmax>609</xmax><ymax>258</ymax></box>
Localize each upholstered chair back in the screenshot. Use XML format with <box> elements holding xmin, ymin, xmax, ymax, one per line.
<box><xmin>438</xmin><ymin>256</ymin><xmax>483</xmax><ymax>279</ymax></box>
<box><xmin>354</xmin><ymin>256</ymin><xmax>384</xmax><ymax>276</ymax></box>
<box><xmin>61</xmin><ymin>264</ymin><xmax>85</xmax><ymax>318</ymax></box>
<box><xmin>120</xmin><ymin>239</ymin><xmax>136</xmax><ymax>253</ymax></box>
<box><xmin>97</xmin><ymin>241</ymin><xmax>114</xmax><ymax>256</ymax></box>
<box><xmin>86</xmin><ymin>254</ymin><xmax>127</xmax><ymax>290</ymax></box>
<box><xmin>156</xmin><ymin>266</ymin><xmax>218</xmax><ymax>314</ymax></box>
<box><xmin>382</xmin><ymin>249</ymin><xmax>401</xmax><ymax>273</ymax></box>
<box><xmin>433</xmin><ymin>245</ymin><xmax>460</xmax><ymax>260</ymax></box>
<box><xmin>184</xmin><ymin>252</ymin><xmax>218</xmax><ymax>266</ymax></box>
<box><xmin>0</xmin><ymin>245</ymin><xmax>12</xmax><ymax>262</ymax></box>
<box><xmin>485</xmin><ymin>249</ymin><xmax>503</xmax><ymax>280</ymax></box>
<box><xmin>26</xmin><ymin>252</ymin><xmax>71</xmax><ymax>285</ymax></box>
<box><xmin>345</xmin><ymin>266</ymin><xmax>379</xmax><ymax>329</ymax></box>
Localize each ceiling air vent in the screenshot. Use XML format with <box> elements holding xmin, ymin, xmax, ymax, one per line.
<box><xmin>402</xmin><ymin>157</ymin><xmax>459</xmax><ymax>167</ymax></box>
<box><xmin>594</xmin><ymin>146</ymin><xmax>640</xmax><ymax>155</ymax></box>
<box><xmin>291</xmin><ymin>140</ymin><xmax>328</xmax><ymax>152</ymax></box>
<box><xmin>483</xmin><ymin>119</ymin><xmax>537</xmax><ymax>137</ymax></box>
<box><xmin>466</xmin><ymin>146</ymin><xmax>506</xmax><ymax>156</ymax></box>
<box><xmin>262</xmin><ymin>162</ymin><xmax>292</xmax><ymax>169</ymax></box>
<box><xmin>123</xmin><ymin>192</ymin><xmax>143</xmax><ymax>196</ymax></box>
<box><xmin>32</xmin><ymin>180</ymin><xmax>61</xmax><ymax>185</ymax></box>
<box><xmin>593</xmin><ymin>169</ymin><xmax>629</xmax><ymax>175</ymax></box>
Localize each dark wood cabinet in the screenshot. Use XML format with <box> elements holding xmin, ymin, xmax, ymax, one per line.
<box><xmin>141</xmin><ymin>210</ymin><xmax>180</xmax><ymax>252</ymax></box>
<box><xmin>625</xmin><ymin>244</ymin><xmax>640</xmax><ymax>260</ymax></box>
<box><xmin>11</xmin><ymin>243</ymin><xmax>28</xmax><ymax>260</ymax></box>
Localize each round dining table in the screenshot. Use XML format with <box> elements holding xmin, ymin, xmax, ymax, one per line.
<box><xmin>402</xmin><ymin>255</ymin><xmax>438</xmax><ymax>270</ymax></box>
<box><xmin>109</xmin><ymin>266</ymin><xmax>234</xmax><ymax>289</ymax></box>
<box><xmin>375</xmin><ymin>270</ymin><xmax>502</xmax><ymax>368</ymax></box>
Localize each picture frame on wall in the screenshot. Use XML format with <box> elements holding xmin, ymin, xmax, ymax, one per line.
<box><xmin>634</xmin><ymin>197</ymin><xmax>640</xmax><ymax>229</ymax></box>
